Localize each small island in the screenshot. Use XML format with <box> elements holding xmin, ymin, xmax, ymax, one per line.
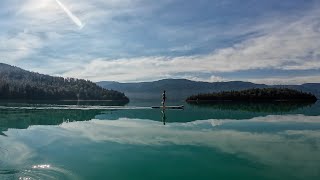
<box><xmin>186</xmin><ymin>88</ymin><xmax>318</xmax><ymax>103</ymax></box>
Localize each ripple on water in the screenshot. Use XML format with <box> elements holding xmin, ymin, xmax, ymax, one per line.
<box><xmin>0</xmin><ymin>169</ymin><xmax>20</xmax><ymax>180</ymax></box>
<box><xmin>0</xmin><ymin>164</ymin><xmax>79</xmax><ymax>180</ymax></box>
<box><xmin>0</xmin><ymin>169</ymin><xmax>20</xmax><ymax>175</ymax></box>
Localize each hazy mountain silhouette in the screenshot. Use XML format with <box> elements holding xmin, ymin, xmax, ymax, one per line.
<box><xmin>97</xmin><ymin>79</ymin><xmax>320</xmax><ymax>100</ymax></box>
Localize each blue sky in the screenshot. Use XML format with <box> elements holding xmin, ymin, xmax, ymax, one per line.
<box><xmin>0</xmin><ymin>0</ymin><xmax>320</xmax><ymax>84</ymax></box>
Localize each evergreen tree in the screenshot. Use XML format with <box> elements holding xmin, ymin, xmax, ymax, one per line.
<box><xmin>0</xmin><ymin>63</ymin><xmax>129</xmax><ymax>101</ymax></box>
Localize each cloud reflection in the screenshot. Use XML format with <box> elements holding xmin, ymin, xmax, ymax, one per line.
<box><xmin>57</xmin><ymin>115</ymin><xmax>320</xmax><ymax>176</ymax></box>
<box><xmin>1</xmin><ymin>114</ymin><xmax>320</xmax><ymax>178</ymax></box>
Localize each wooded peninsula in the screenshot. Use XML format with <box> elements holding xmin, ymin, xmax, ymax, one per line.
<box><xmin>0</xmin><ymin>63</ymin><xmax>129</xmax><ymax>101</ymax></box>
<box><xmin>186</xmin><ymin>88</ymin><xmax>318</xmax><ymax>103</ymax></box>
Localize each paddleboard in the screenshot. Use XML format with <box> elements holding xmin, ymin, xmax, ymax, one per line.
<box><xmin>151</xmin><ymin>105</ymin><xmax>184</xmax><ymax>109</ymax></box>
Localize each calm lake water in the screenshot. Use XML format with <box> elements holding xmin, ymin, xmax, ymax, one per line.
<box><xmin>1</xmin><ymin>100</ymin><xmax>320</xmax><ymax>180</ymax></box>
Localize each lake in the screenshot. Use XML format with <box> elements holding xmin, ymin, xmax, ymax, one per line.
<box><xmin>1</xmin><ymin>100</ymin><xmax>320</xmax><ymax>180</ymax></box>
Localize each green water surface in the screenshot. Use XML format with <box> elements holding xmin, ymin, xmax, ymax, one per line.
<box><xmin>0</xmin><ymin>100</ymin><xmax>320</xmax><ymax>180</ymax></box>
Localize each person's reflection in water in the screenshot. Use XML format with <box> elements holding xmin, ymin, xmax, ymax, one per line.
<box><xmin>161</xmin><ymin>109</ymin><xmax>167</xmax><ymax>125</ymax></box>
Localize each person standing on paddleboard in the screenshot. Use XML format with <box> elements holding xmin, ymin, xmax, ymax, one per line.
<box><xmin>162</xmin><ymin>90</ymin><xmax>166</xmax><ymax>108</ymax></box>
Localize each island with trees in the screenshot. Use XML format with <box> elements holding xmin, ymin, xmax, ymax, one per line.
<box><xmin>0</xmin><ymin>63</ymin><xmax>129</xmax><ymax>101</ymax></box>
<box><xmin>186</xmin><ymin>88</ymin><xmax>318</xmax><ymax>103</ymax></box>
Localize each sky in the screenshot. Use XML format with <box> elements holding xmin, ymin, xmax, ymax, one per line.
<box><xmin>0</xmin><ymin>0</ymin><xmax>320</xmax><ymax>84</ymax></box>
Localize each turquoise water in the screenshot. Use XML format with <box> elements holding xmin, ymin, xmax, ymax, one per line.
<box><xmin>1</xmin><ymin>101</ymin><xmax>320</xmax><ymax>180</ymax></box>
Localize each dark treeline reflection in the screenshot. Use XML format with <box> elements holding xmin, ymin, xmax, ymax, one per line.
<box><xmin>98</xmin><ymin>101</ymin><xmax>319</xmax><ymax>123</ymax></box>
<box><xmin>1</xmin><ymin>101</ymin><xmax>318</xmax><ymax>135</ymax></box>
<box><xmin>0</xmin><ymin>109</ymin><xmax>103</xmax><ymax>135</ymax></box>
<box><xmin>187</xmin><ymin>101</ymin><xmax>316</xmax><ymax>113</ymax></box>
<box><xmin>0</xmin><ymin>100</ymin><xmax>129</xmax><ymax>107</ymax></box>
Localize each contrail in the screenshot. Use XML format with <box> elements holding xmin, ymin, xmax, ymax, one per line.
<box><xmin>55</xmin><ymin>0</ymin><xmax>84</xmax><ymax>29</ymax></box>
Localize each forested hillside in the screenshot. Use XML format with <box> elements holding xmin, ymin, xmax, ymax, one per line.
<box><xmin>186</xmin><ymin>88</ymin><xmax>317</xmax><ymax>102</ymax></box>
<box><xmin>0</xmin><ymin>63</ymin><xmax>129</xmax><ymax>101</ymax></box>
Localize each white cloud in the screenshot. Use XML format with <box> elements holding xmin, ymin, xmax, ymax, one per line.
<box><xmin>1</xmin><ymin>0</ymin><xmax>320</xmax><ymax>84</ymax></box>
<box><xmin>60</xmin><ymin>8</ymin><xmax>320</xmax><ymax>82</ymax></box>
<box><xmin>0</xmin><ymin>31</ymin><xmax>43</xmax><ymax>63</ymax></box>
<box><xmin>0</xmin><ymin>0</ymin><xmax>84</xmax><ymax>65</ymax></box>
<box><xmin>244</xmin><ymin>75</ymin><xmax>320</xmax><ymax>85</ymax></box>
<box><xmin>182</xmin><ymin>75</ymin><xmax>226</xmax><ymax>82</ymax></box>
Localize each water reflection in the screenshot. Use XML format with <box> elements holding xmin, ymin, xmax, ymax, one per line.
<box><xmin>1</xmin><ymin>115</ymin><xmax>319</xmax><ymax>179</ymax></box>
<box><xmin>1</xmin><ymin>100</ymin><xmax>320</xmax><ymax>180</ymax></box>
<box><xmin>0</xmin><ymin>100</ymin><xmax>129</xmax><ymax>136</ymax></box>
<box><xmin>161</xmin><ymin>110</ymin><xmax>167</xmax><ymax>125</ymax></box>
<box><xmin>98</xmin><ymin>101</ymin><xmax>319</xmax><ymax>122</ymax></box>
<box><xmin>1</xmin><ymin>101</ymin><xmax>319</xmax><ymax>135</ymax></box>
<box><xmin>0</xmin><ymin>100</ymin><xmax>129</xmax><ymax>107</ymax></box>
<box><xmin>187</xmin><ymin>101</ymin><xmax>316</xmax><ymax>113</ymax></box>
<box><xmin>0</xmin><ymin>109</ymin><xmax>103</xmax><ymax>135</ymax></box>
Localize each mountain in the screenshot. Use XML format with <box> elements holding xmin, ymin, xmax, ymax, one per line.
<box><xmin>97</xmin><ymin>79</ymin><xmax>320</xmax><ymax>100</ymax></box>
<box><xmin>0</xmin><ymin>63</ymin><xmax>129</xmax><ymax>101</ymax></box>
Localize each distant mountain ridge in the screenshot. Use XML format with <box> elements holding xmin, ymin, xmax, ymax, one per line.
<box><xmin>0</xmin><ymin>63</ymin><xmax>129</xmax><ymax>101</ymax></box>
<box><xmin>97</xmin><ymin>79</ymin><xmax>320</xmax><ymax>100</ymax></box>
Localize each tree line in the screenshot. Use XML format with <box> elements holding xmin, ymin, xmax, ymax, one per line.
<box><xmin>0</xmin><ymin>63</ymin><xmax>129</xmax><ymax>101</ymax></box>
<box><xmin>186</xmin><ymin>88</ymin><xmax>318</xmax><ymax>102</ymax></box>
